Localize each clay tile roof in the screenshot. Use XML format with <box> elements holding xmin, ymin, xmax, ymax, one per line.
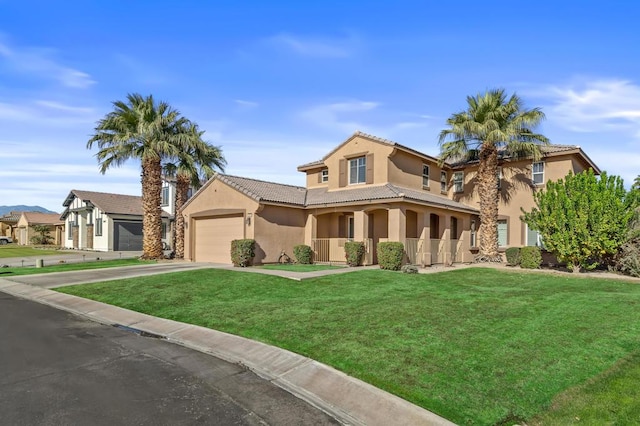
<box><xmin>540</xmin><ymin>144</ymin><xmax>580</xmax><ymax>153</ymax></box>
<box><xmin>0</xmin><ymin>211</ymin><xmax>21</xmax><ymax>223</ymax></box>
<box><xmin>306</xmin><ymin>184</ymin><xmax>478</xmax><ymax>214</ymax></box>
<box><xmin>22</xmin><ymin>212</ymin><xmax>64</xmax><ymax>225</ymax></box>
<box><xmin>217</xmin><ymin>175</ymin><xmax>308</xmax><ymax>206</ymax></box>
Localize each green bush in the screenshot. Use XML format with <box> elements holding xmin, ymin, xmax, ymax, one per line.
<box><xmin>293</xmin><ymin>244</ymin><xmax>313</xmax><ymax>264</ymax></box>
<box><xmin>505</xmin><ymin>247</ymin><xmax>521</xmax><ymax>266</ymax></box>
<box><xmin>401</xmin><ymin>264</ymin><xmax>419</xmax><ymax>274</ymax></box>
<box><xmin>520</xmin><ymin>246</ymin><xmax>542</xmax><ymax>269</ymax></box>
<box><xmin>231</xmin><ymin>239</ymin><xmax>255</xmax><ymax>267</ymax></box>
<box><xmin>377</xmin><ymin>241</ymin><xmax>405</xmax><ymax>270</ymax></box>
<box><xmin>344</xmin><ymin>241</ymin><xmax>366</xmax><ymax>267</ymax></box>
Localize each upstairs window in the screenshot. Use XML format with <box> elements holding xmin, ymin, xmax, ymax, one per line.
<box><xmin>497</xmin><ymin>167</ymin><xmax>503</xmax><ymax>190</ymax></box>
<box><xmin>440</xmin><ymin>171</ymin><xmax>448</xmax><ymax>192</ymax></box>
<box><xmin>349</xmin><ymin>156</ymin><xmax>366</xmax><ymax>184</ymax></box>
<box><xmin>422</xmin><ymin>164</ymin><xmax>430</xmax><ymax>188</ymax></box>
<box><xmin>453</xmin><ymin>171</ymin><xmax>464</xmax><ymax>193</ymax></box>
<box><xmin>532</xmin><ymin>162</ymin><xmax>545</xmax><ymax>185</ymax></box>
<box><xmin>321</xmin><ymin>169</ymin><xmax>329</xmax><ymax>183</ymax></box>
<box><xmin>161</xmin><ymin>186</ymin><xmax>170</xmax><ymax>206</ymax></box>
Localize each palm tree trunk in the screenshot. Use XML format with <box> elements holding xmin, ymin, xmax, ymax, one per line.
<box><xmin>174</xmin><ymin>174</ymin><xmax>190</xmax><ymax>259</ymax></box>
<box><xmin>141</xmin><ymin>156</ymin><xmax>164</xmax><ymax>259</ymax></box>
<box><xmin>477</xmin><ymin>145</ymin><xmax>500</xmax><ymax>260</ymax></box>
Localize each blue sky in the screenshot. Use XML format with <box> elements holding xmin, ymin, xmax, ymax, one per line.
<box><xmin>1</xmin><ymin>1</ymin><xmax>639</xmax><ymax>212</ymax></box>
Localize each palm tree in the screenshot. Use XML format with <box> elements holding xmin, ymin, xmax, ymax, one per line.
<box><xmin>164</xmin><ymin>123</ymin><xmax>226</xmax><ymax>258</ymax></box>
<box><xmin>87</xmin><ymin>93</ymin><xmax>190</xmax><ymax>259</ymax></box>
<box><xmin>439</xmin><ymin>89</ymin><xmax>549</xmax><ymax>261</ymax></box>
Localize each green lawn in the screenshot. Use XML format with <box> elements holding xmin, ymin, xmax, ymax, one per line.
<box><xmin>259</xmin><ymin>263</ymin><xmax>344</xmax><ymax>272</ymax></box>
<box><xmin>0</xmin><ymin>246</ymin><xmax>61</xmax><ymax>258</ymax></box>
<box><xmin>56</xmin><ymin>268</ymin><xmax>640</xmax><ymax>425</ymax></box>
<box><xmin>0</xmin><ymin>259</ymin><xmax>155</xmax><ymax>276</ymax></box>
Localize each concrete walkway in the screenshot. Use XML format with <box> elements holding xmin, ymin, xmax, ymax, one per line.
<box><xmin>0</xmin><ymin>262</ymin><xmax>455</xmax><ymax>426</ymax></box>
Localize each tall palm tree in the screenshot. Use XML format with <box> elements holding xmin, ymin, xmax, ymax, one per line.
<box><xmin>164</xmin><ymin>123</ymin><xmax>226</xmax><ymax>258</ymax></box>
<box><xmin>439</xmin><ymin>89</ymin><xmax>549</xmax><ymax>261</ymax></box>
<box><xmin>87</xmin><ymin>93</ymin><xmax>189</xmax><ymax>259</ymax></box>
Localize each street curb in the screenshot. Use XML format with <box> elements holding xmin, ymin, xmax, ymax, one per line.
<box><xmin>0</xmin><ymin>279</ymin><xmax>455</xmax><ymax>426</ymax></box>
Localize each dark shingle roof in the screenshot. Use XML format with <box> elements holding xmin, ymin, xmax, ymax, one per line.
<box><xmin>216</xmin><ymin>174</ymin><xmax>478</xmax><ymax>214</ymax></box>
<box><xmin>63</xmin><ymin>190</ymin><xmax>169</xmax><ymax>217</ymax></box>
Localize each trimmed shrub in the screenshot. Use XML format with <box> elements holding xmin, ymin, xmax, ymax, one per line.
<box><xmin>520</xmin><ymin>246</ymin><xmax>542</xmax><ymax>269</ymax></box>
<box><xmin>505</xmin><ymin>247</ymin><xmax>521</xmax><ymax>266</ymax></box>
<box><xmin>401</xmin><ymin>264</ymin><xmax>419</xmax><ymax>274</ymax></box>
<box><xmin>293</xmin><ymin>244</ymin><xmax>313</xmax><ymax>264</ymax></box>
<box><xmin>231</xmin><ymin>239</ymin><xmax>255</xmax><ymax>267</ymax></box>
<box><xmin>377</xmin><ymin>241</ymin><xmax>405</xmax><ymax>270</ymax></box>
<box><xmin>617</xmin><ymin>240</ymin><xmax>640</xmax><ymax>277</ymax></box>
<box><xmin>344</xmin><ymin>241</ymin><xmax>366</xmax><ymax>267</ymax></box>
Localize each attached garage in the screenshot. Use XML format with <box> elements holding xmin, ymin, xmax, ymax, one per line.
<box><xmin>114</xmin><ymin>221</ymin><xmax>143</xmax><ymax>251</ymax></box>
<box><xmin>193</xmin><ymin>214</ymin><xmax>244</xmax><ymax>263</ymax></box>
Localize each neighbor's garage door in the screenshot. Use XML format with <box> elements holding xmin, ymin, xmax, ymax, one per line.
<box><xmin>114</xmin><ymin>221</ymin><xmax>143</xmax><ymax>251</ymax></box>
<box><xmin>194</xmin><ymin>215</ymin><xmax>244</xmax><ymax>263</ymax></box>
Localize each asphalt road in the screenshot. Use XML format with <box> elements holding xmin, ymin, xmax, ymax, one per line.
<box><xmin>0</xmin><ymin>292</ymin><xmax>339</xmax><ymax>426</ymax></box>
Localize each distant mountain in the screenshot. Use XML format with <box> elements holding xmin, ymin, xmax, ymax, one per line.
<box><xmin>0</xmin><ymin>205</ymin><xmax>58</xmax><ymax>216</ymax></box>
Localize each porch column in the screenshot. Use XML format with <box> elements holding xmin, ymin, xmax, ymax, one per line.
<box><xmin>304</xmin><ymin>213</ymin><xmax>317</xmax><ymax>246</ymax></box>
<box><xmin>417</xmin><ymin>211</ymin><xmax>431</xmax><ymax>266</ymax></box>
<box><xmin>443</xmin><ymin>214</ymin><xmax>452</xmax><ymax>265</ymax></box>
<box><xmin>354</xmin><ymin>210</ymin><xmax>372</xmax><ymax>265</ymax></box>
<box><xmin>388</xmin><ymin>207</ymin><xmax>406</xmax><ymax>244</ymax></box>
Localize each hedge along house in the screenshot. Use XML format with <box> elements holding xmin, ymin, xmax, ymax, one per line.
<box><xmin>181</xmin><ymin>132</ymin><xmax>480</xmax><ymax>265</ymax></box>
<box><xmin>60</xmin><ymin>190</ymin><xmax>171</xmax><ymax>252</ymax></box>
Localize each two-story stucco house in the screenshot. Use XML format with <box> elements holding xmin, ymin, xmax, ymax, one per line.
<box><xmin>180</xmin><ymin>132</ymin><xmax>600</xmax><ymax>265</ymax></box>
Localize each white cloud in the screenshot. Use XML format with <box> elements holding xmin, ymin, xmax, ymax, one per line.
<box><xmin>0</xmin><ymin>100</ymin><xmax>96</xmax><ymax>126</ymax></box>
<box><xmin>234</xmin><ymin>99</ymin><xmax>259</xmax><ymax>109</ymax></box>
<box><xmin>0</xmin><ymin>38</ymin><xmax>95</xmax><ymax>88</ymax></box>
<box><xmin>266</xmin><ymin>33</ymin><xmax>356</xmax><ymax>58</ymax></box>
<box><xmin>532</xmin><ymin>79</ymin><xmax>640</xmax><ymax>135</ymax></box>
<box><xmin>300</xmin><ymin>100</ymin><xmax>380</xmax><ymax>132</ymax></box>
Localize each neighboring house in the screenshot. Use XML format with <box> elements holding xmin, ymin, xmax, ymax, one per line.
<box><xmin>15</xmin><ymin>212</ymin><xmax>64</xmax><ymax>246</ymax></box>
<box><xmin>60</xmin><ymin>190</ymin><xmax>171</xmax><ymax>252</ymax></box>
<box><xmin>180</xmin><ymin>132</ymin><xmax>601</xmax><ymax>265</ymax></box>
<box><xmin>0</xmin><ymin>211</ymin><xmax>20</xmax><ymax>241</ymax></box>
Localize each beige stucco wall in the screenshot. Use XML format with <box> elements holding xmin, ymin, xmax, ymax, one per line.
<box><xmin>387</xmin><ymin>150</ymin><xmax>449</xmax><ymax>194</ymax></box>
<box><xmin>452</xmin><ymin>154</ymin><xmax>594</xmax><ymax>248</ymax></box>
<box><xmin>254</xmin><ymin>205</ymin><xmax>306</xmax><ymax>264</ymax></box>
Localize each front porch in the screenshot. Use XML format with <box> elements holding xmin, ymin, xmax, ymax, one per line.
<box><xmin>306</xmin><ymin>204</ymin><xmax>476</xmax><ymax>266</ymax></box>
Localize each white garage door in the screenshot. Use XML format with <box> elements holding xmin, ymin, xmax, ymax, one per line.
<box><xmin>194</xmin><ymin>215</ymin><xmax>244</xmax><ymax>263</ymax></box>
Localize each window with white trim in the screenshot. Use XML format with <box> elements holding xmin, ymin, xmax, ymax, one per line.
<box><xmin>161</xmin><ymin>186</ymin><xmax>170</xmax><ymax>206</ymax></box>
<box><xmin>497</xmin><ymin>167</ymin><xmax>503</xmax><ymax>190</ymax></box>
<box><xmin>95</xmin><ymin>210</ymin><xmax>103</xmax><ymax>236</ymax></box>
<box><xmin>349</xmin><ymin>156</ymin><xmax>366</xmax><ymax>184</ymax></box>
<box><xmin>422</xmin><ymin>164</ymin><xmax>430</xmax><ymax>188</ymax></box>
<box><xmin>532</xmin><ymin>162</ymin><xmax>544</xmax><ymax>185</ymax></box>
<box><xmin>440</xmin><ymin>171</ymin><xmax>448</xmax><ymax>192</ymax></box>
<box><xmin>321</xmin><ymin>169</ymin><xmax>329</xmax><ymax>183</ymax></box>
<box><xmin>453</xmin><ymin>171</ymin><xmax>464</xmax><ymax>193</ymax></box>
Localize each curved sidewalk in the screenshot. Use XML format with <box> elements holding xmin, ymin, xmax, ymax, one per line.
<box><xmin>0</xmin><ymin>265</ymin><xmax>455</xmax><ymax>426</ymax></box>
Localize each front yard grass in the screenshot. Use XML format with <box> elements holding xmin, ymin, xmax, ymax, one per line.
<box><xmin>56</xmin><ymin>267</ymin><xmax>640</xmax><ymax>425</ymax></box>
<box><xmin>0</xmin><ymin>246</ymin><xmax>61</xmax><ymax>258</ymax></box>
<box><xmin>0</xmin><ymin>259</ymin><xmax>154</xmax><ymax>276</ymax></box>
